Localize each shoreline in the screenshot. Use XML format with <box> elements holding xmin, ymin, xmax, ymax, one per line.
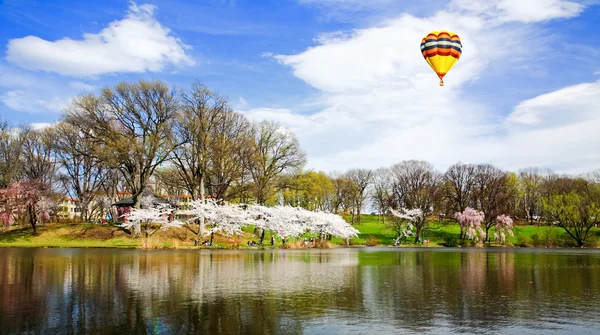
<box><xmin>1</xmin><ymin>219</ymin><xmax>597</xmax><ymax>250</ymax></box>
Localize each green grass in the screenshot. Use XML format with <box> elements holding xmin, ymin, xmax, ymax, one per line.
<box><xmin>346</xmin><ymin>214</ymin><xmax>600</xmax><ymax>248</ymax></box>
<box><xmin>0</xmin><ymin>215</ymin><xmax>597</xmax><ymax>249</ymax></box>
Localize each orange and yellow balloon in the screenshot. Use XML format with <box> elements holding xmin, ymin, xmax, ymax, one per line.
<box><xmin>420</xmin><ymin>31</ymin><xmax>462</xmax><ymax>86</ymax></box>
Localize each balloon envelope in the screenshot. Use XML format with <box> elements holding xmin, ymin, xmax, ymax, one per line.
<box><xmin>420</xmin><ymin>31</ymin><xmax>462</xmax><ymax>86</ymax></box>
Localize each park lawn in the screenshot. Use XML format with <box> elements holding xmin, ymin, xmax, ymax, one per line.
<box><xmin>346</xmin><ymin>214</ymin><xmax>600</xmax><ymax>248</ymax></box>
<box><xmin>0</xmin><ymin>223</ymin><xmax>141</xmax><ymax>248</ymax></box>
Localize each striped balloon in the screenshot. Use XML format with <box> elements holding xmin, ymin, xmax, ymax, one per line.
<box><xmin>420</xmin><ymin>31</ymin><xmax>462</xmax><ymax>86</ymax></box>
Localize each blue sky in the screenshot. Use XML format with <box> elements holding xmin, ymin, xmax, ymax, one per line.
<box><xmin>0</xmin><ymin>0</ymin><xmax>599</xmax><ymax>174</ymax></box>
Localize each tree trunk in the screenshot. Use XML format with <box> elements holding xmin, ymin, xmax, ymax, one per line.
<box><xmin>259</xmin><ymin>230</ymin><xmax>266</xmax><ymax>245</ymax></box>
<box><xmin>28</xmin><ymin>205</ymin><xmax>38</xmax><ymax>235</ymax></box>
<box><xmin>130</xmin><ymin>194</ymin><xmax>143</xmax><ymax>237</ymax></box>
<box><xmin>199</xmin><ymin>178</ymin><xmax>206</xmax><ymax>240</ymax></box>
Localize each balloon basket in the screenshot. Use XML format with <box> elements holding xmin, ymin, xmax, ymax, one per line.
<box><xmin>439</xmin><ymin>80</ymin><xmax>444</xmax><ymax>86</ymax></box>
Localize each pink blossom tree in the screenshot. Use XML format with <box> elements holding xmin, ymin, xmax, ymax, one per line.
<box><xmin>454</xmin><ymin>207</ymin><xmax>485</xmax><ymax>241</ymax></box>
<box><xmin>0</xmin><ymin>180</ymin><xmax>52</xmax><ymax>234</ymax></box>
<box><xmin>494</xmin><ymin>214</ymin><xmax>514</xmax><ymax>243</ymax></box>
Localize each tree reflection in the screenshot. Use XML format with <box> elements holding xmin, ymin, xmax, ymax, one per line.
<box><xmin>0</xmin><ymin>248</ymin><xmax>599</xmax><ymax>334</ymax></box>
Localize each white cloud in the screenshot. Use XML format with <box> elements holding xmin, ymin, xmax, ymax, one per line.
<box><xmin>449</xmin><ymin>0</ymin><xmax>584</xmax><ymax>23</ymax></box>
<box><xmin>30</xmin><ymin>122</ymin><xmax>56</xmax><ymax>130</ymax></box>
<box><xmin>236</xmin><ymin>97</ymin><xmax>249</xmax><ymax>109</ymax></box>
<box><xmin>1</xmin><ymin>90</ymin><xmax>70</xmax><ymax>114</ymax></box>
<box><xmin>255</xmin><ymin>1</ymin><xmax>597</xmax><ymax>174</ymax></box>
<box><xmin>507</xmin><ymin>81</ymin><xmax>600</xmax><ymax>127</ymax></box>
<box><xmin>6</xmin><ymin>2</ymin><xmax>194</xmax><ymax>77</ymax></box>
<box><xmin>68</xmin><ymin>81</ymin><xmax>97</xmax><ymax>92</ymax></box>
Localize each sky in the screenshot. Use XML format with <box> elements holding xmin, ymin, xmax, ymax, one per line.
<box><xmin>0</xmin><ymin>0</ymin><xmax>599</xmax><ymax>175</ymax></box>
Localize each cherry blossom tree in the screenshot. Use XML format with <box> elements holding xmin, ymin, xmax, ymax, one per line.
<box><xmin>390</xmin><ymin>208</ymin><xmax>420</xmax><ymax>244</ymax></box>
<box><xmin>180</xmin><ymin>199</ymin><xmax>251</xmax><ymax>244</ymax></box>
<box><xmin>182</xmin><ymin>200</ymin><xmax>359</xmax><ymax>245</ymax></box>
<box><xmin>120</xmin><ymin>196</ymin><xmax>183</xmax><ymax>238</ymax></box>
<box><xmin>0</xmin><ymin>180</ymin><xmax>52</xmax><ymax>234</ymax></box>
<box><xmin>454</xmin><ymin>207</ymin><xmax>485</xmax><ymax>241</ymax></box>
<box><xmin>494</xmin><ymin>214</ymin><xmax>514</xmax><ymax>243</ymax></box>
<box><xmin>246</xmin><ymin>204</ymin><xmax>359</xmax><ymax>244</ymax></box>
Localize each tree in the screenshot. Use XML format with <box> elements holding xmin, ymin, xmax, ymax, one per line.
<box><xmin>170</xmin><ymin>83</ymin><xmax>253</xmax><ymax>239</ymax></box>
<box><xmin>21</xmin><ymin>127</ymin><xmax>56</xmax><ymax>185</ymax></box>
<box><xmin>519</xmin><ymin>167</ymin><xmax>545</xmax><ymax>224</ymax></box>
<box><xmin>0</xmin><ymin>180</ymin><xmax>52</xmax><ymax>234</ymax></box>
<box><xmin>389</xmin><ymin>208</ymin><xmax>419</xmax><ymax>244</ymax></box>
<box><xmin>64</xmin><ymin>80</ymin><xmax>179</xmax><ymax>235</ymax></box>
<box><xmin>0</xmin><ymin>120</ymin><xmax>25</xmax><ymax>188</ymax></box>
<box><xmin>454</xmin><ymin>207</ymin><xmax>485</xmax><ymax>241</ymax></box>
<box><xmin>247</xmin><ymin>121</ymin><xmax>306</xmax><ymax>205</ymax></box>
<box><xmin>171</xmin><ymin>83</ymin><xmax>228</xmax><ymax>201</ymax></box>
<box><xmin>390</xmin><ymin>160</ymin><xmax>440</xmax><ymax>243</ymax></box>
<box><xmin>542</xmin><ymin>179</ymin><xmax>600</xmax><ymax>247</ymax></box>
<box><xmin>206</xmin><ymin>110</ymin><xmax>253</xmax><ymax>202</ymax></box>
<box><xmin>120</xmin><ymin>195</ymin><xmax>182</xmax><ymax>239</ymax></box>
<box><xmin>442</xmin><ymin>162</ymin><xmax>476</xmax><ymax>238</ymax></box>
<box><xmin>371</xmin><ymin>168</ymin><xmax>392</xmax><ymax>224</ymax></box>
<box><xmin>53</xmin><ymin>122</ymin><xmax>106</xmax><ymax>222</ymax></box>
<box><xmin>473</xmin><ymin>164</ymin><xmax>516</xmax><ymax>242</ymax></box>
<box><xmin>345</xmin><ymin>168</ymin><xmax>372</xmax><ymax>223</ymax></box>
<box><xmin>494</xmin><ymin>214</ymin><xmax>514</xmax><ymax>243</ymax></box>
<box><xmin>279</xmin><ymin>171</ymin><xmax>335</xmax><ymax>212</ymax></box>
<box><xmin>330</xmin><ymin>173</ymin><xmax>356</xmax><ymax>215</ymax></box>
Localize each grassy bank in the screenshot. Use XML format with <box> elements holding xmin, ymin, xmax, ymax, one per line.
<box><xmin>0</xmin><ymin>215</ymin><xmax>598</xmax><ymax>249</ymax></box>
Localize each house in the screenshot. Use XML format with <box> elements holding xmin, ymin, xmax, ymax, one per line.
<box><xmin>57</xmin><ymin>198</ymin><xmax>82</xmax><ymax>220</ymax></box>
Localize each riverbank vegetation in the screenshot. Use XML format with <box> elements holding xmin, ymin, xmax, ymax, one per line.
<box><xmin>1</xmin><ymin>79</ymin><xmax>599</xmax><ymax>249</ymax></box>
<box><xmin>1</xmin><ymin>214</ymin><xmax>598</xmax><ymax>249</ymax></box>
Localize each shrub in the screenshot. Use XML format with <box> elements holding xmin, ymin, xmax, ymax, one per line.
<box><xmin>443</xmin><ymin>236</ymin><xmax>459</xmax><ymax>247</ymax></box>
<box><xmin>366</xmin><ymin>236</ymin><xmax>379</xmax><ymax>246</ymax></box>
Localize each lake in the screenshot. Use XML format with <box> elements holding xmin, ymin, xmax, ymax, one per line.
<box><xmin>1</xmin><ymin>247</ymin><xmax>599</xmax><ymax>334</ymax></box>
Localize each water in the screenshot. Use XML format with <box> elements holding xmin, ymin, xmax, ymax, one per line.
<box><xmin>1</xmin><ymin>247</ymin><xmax>599</xmax><ymax>334</ymax></box>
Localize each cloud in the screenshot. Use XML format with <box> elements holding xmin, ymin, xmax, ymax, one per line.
<box><xmin>506</xmin><ymin>81</ymin><xmax>600</xmax><ymax>127</ymax></box>
<box><xmin>30</xmin><ymin>122</ymin><xmax>56</xmax><ymax>130</ymax></box>
<box><xmin>256</xmin><ymin>0</ymin><xmax>597</xmax><ymax>174</ymax></box>
<box><xmin>449</xmin><ymin>0</ymin><xmax>584</xmax><ymax>23</ymax></box>
<box><xmin>0</xmin><ymin>90</ymin><xmax>70</xmax><ymax>114</ymax></box>
<box><xmin>6</xmin><ymin>2</ymin><xmax>194</xmax><ymax>77</ymax></box>
<box><xmin>68</xmin><ymin>81</ymin><xmax>97</xmax><ymax>92</ymax></box>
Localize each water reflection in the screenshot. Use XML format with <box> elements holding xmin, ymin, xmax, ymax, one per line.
<box><xmin>0</xmin><ymin>248</ymin><xmax>599</xmax><ymax>334</ymax></box>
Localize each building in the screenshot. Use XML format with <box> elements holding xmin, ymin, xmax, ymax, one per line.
<box><xmin>56</xmin><ymin>198</ymin><xmax>82</xmax><ymax>220</ymax></box>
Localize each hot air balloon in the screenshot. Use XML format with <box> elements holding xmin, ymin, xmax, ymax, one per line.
<box><xmin>420</xmin><ymin>31</ymin><xmax>462</xmax><ymax>86</ymax></box>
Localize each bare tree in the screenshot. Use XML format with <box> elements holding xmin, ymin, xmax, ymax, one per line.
<box><xmin>519</xmin><ymin>167</ymin><xmax>544</xmax><ymax>224</ymax></box>
<box><xmin>0</xmin><ymin>120</ymin><xmax>25</xmax><ymax>188</ymax></box>
<box><xmin>442</xmin><ymin>162</ymin><xmax>476</xmax><ymax>238</ymax></box>
<box><xmin>330</xmin><ymin>173</ymin><xmax>356</xmax><ymax>215</ymax></box>
<box><xmin>345</xmin><ymin>168</ymin><xmax>372</xmax><ymax>223</ymax></box>
<box><xmin>64</xmin><ymin>80</ymin><xmax>179</xmax><ymax>236</ymax></box>
<box><xmin>21</xmin><ymin>127</ymin><xmax>57</xmax><ymax>185</ymax></box>
<box><xmin>206</xmin><ymin>110</ymin><xmax>253</xmax><ymax>201</ymax></box>
<box><xmin>371</xmin><ymin>167</ymin><xmax>392</xmax><ymax>224</ymax></box>
<box><xmin>473</xmin><ymin>164</ymin><xmax>517</xmax><ymax>242</ymax></box>
<box><xmin>390</xmin><ymin>160</ymin><xmax>440</xmax><ymax>242</ymax></box>
<box><xmin>53</xmin><ymin>122</ymin><xmax>106</xmax><ymax>221</ymax></box>
<box><xmin>247</xmin><ymin>120</ymin><xmax>306</xmax><ymax>205</ymax></box>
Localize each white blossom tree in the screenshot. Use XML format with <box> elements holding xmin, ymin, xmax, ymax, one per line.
<box><xmin>390</xmin><ymin>208</ymin><xmax>420</xmax><ymax>244</ymax></box>
<box><xmin>120</xmin><ymin>196</ymin><xmax>182</xmax><ymax>238</ymax></box>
